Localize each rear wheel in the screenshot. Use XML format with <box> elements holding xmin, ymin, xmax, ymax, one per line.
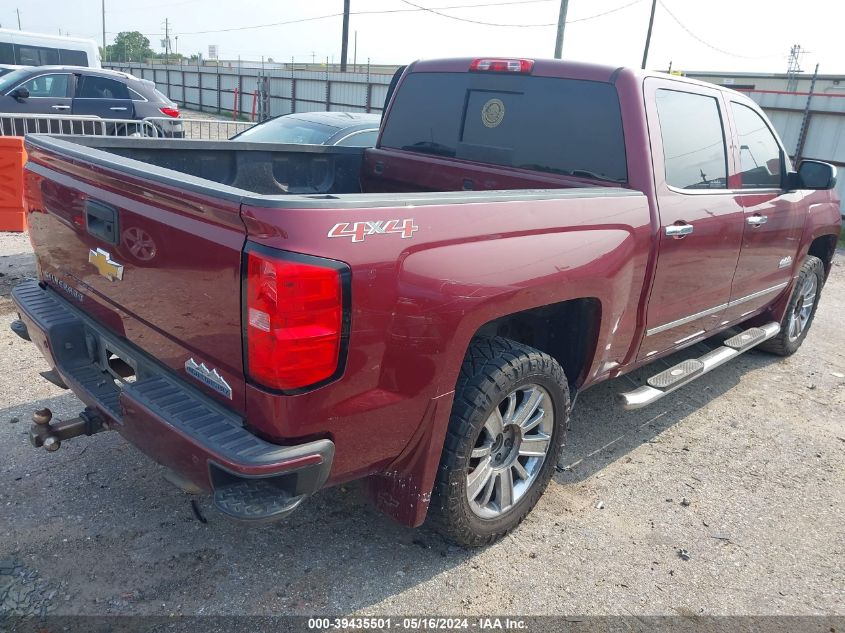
<box><xmin>429</xmin><ymin>337</ymin><xmax>569</xmax><ymax>547</ymax></box>
<box><xmin>758</xmin><ymin>255</ymin><xmax>825</xmax><ymax>356</ymax></box>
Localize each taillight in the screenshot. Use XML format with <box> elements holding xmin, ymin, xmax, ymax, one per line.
<box><xmin>245</xmin><ymin>247</ymin><xmax>347</xmax><ymax>391</ymax></box>
<box><xmin>159</xmin><ymin>106</ymin><xmax>180</xmax><ymax>118</ymax></box>
<box><xmin>470</xmin><ymin>58</ymin><xmax>534</xmax><ymax>73</ymax></box>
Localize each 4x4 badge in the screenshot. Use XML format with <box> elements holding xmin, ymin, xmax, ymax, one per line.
<box><xmin>88</xmin><ymin>248</ymin><xmax>124</xmax><ymax>281</ymax></box>
<box><xmin>328</xmin><ymin>219</ymin><xmax>418</xmax><ymax>243</ymax></box>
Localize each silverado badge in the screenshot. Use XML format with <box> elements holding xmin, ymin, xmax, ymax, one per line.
<box><xmin>88</xmin><ymin>248</ymin><xmax>124</xmax><ymax>281</ymax></box>
<box><xmin>185</xmin><ymin>358</ymin><xmax>233</xmax><ymax>400</ymax></box>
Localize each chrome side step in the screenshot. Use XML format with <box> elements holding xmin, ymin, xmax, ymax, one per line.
<box><xmin>618</xmin><ymin>322</ymin><xmax>780</xmax><ymax>410</ymax></box>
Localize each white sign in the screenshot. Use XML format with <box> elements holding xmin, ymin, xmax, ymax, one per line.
<box><xmin>208</xmin><ymin>45</ymin><xmax>218</xmax><ymax>60</ymax></box>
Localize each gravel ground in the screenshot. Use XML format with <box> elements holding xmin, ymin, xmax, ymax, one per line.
<box><xmin>1</xmin><ymin>230</ymin><xmax>843</xmax><ymax>620</ymax></box>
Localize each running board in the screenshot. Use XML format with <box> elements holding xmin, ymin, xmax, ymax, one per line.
<box><xmin>618</xmin><ymin>322</ymin><xmax>780</xmax><ymax>410</ymax></box>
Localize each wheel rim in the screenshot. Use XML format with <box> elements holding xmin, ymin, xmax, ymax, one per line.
<box><xmin>122</xmin><ymin>227</ymin><xmax>157</xmax><ymax>261</ymax></box>
<box><xmin>466</xmin><ymin>384</ymin><xmax>554</xmax><ymax>519</ymax></box>
<box><xmin>787</xmin><ymin>274</ymin><xmax>817</xmax><ymax>342</ymax></box>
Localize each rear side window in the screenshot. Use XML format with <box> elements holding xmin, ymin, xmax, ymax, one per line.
<box><xmin>76</xmin><ymin>75</ymin><xmax>130</xmax><ymax>100</ymax></box>
<box><xmin>731</xmin><ymin>102</ymin><xmax>782</xmax><ymax>188</ymax></box>
<box><xmin>334</xmin><ymin>129</ymin><xmax>378</xmax><ymax>147</ymax></box>
<box><xmin>655</xmin><ymin>89</ymin><xmax>727</xmax><ymax>190</ymax></box>
<box><xmin>380</xmin><ymin>72</ymin><xmax>627</xmax><ymax>182</ymax></box>
<box><xmin>60</xmin><ymin>49</ymin><xmax>88</xmax><ymax>66</ymax></box>
<box><xmin>15</xmin><ymin>45</ymin><xmax>60</xmax><ymax>66</ymax></box>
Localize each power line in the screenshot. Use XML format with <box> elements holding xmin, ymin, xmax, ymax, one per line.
<box><xmin>567</xmin><ymin>0</ymin><xmax>642</xmax><ymax>23</ymax></box>
<box><xmin>657</xmin><ymin>0</ymin><xmax>779</xmax><ymax>60</ymax></box>
<box><xmin>179</xmin><ymin>0</ymin><xmax>556</xmax><ymax>34</ymax></box>
<box><xmin>400</xmin><ymin>0</ymin><xmax>643</xmax><ymax>27</ymax></box>
<box><xmin>398</xmin><ymin>0</ymin><xmax>556</xmax><ymax>27</ymax></box>
<box><xmin>176</xmin><ymin>0</ymin><xmax>643</xmax><ymax>35</ymax></box>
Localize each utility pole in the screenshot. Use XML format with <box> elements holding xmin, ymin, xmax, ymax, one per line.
<box><xmin>641</xmin><ymin>0</ymin><xmax>657</xmax><ymax>69</ymax></box>
<box><xmin>353</xmin><ymin>30</ymin><xmax>357</xmax><ymax>70</ymax></box>
<box><xmin>164</xmin><ymin>18</ymin><xmax>169</xmax><ymax>64</ymax></box>
<box><xmin>340</xmin><ymin>0</ymin><xmax>350</xmax><ymax>72</ymax></box>
<box><xmin>17</xmin><ymin>8</ymin><xmax>22</xmax><ymax>30</ymax></box>
<box><xmin>553</xmin><ymin>0</ymin><xmax>568</xmax><ymax>59</ymax></box>
<box><xmin>101</xmin><ymin>0</ymin><xmax>106</xmax><ymax>59</ymax></box>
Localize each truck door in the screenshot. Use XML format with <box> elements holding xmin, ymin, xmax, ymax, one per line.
<box><xmin>719</xmin><ymin>100</ymin><xmax>805</xmax><ymax>324</ymax></box>
<box><xmin>72</xmin><ymin>74</ymin><xmax>135</xmax><ymax>120</ymax></box>
<box><xmin>638</xmin><ymin>78</ymin><xmax>745</xmax><ymax>359</ymax></box>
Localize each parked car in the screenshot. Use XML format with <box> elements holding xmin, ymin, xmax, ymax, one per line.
<box><xmin>0</xmin><ymin>66</ymin><xmax>182</xmax><ymax>137</ymax></box>
<box><xmin>232</xmin><ymin>111</ymin><xmax>380</xmax><ymax>146</ymax></box>
<box><xmin>0</xmin><ymin>64</ymin><xmax>29</xmax><ymax>78</ymax></box>
<box><xmin>11</xmin><ymin>57</ymin><xmax>841</xmax><ymax>547</ymax></box>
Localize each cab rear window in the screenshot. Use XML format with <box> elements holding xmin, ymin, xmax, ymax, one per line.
<box><xmin>379</xmin><ymin>72</ymin><xmax>627</xmax><ymax>183</ymax></box>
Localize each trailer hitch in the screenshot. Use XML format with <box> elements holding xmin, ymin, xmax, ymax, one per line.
<box><xmin>29</xmin><ymin>407</ymin><xmax>107</xmax><ymax>452</ymax></box>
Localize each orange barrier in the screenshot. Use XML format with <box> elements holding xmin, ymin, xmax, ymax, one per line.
<box><xmin>0</xmin><ymin>136</ymin><xmax>26</xmax><ymax>232</ymax></box>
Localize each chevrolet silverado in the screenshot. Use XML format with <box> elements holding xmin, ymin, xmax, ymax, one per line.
<box><xmin>10</xmin><ymin>57</ymin><xmax>841</xmax><ymax>546</ymax></box>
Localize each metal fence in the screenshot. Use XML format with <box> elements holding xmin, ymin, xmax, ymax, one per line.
<box><xmin>0</xmin><ymin>114</ymin><xmax>160</xmax><ymax>137</ymax></box>
<box><xmin>105</xmin><ymin>62</ymin><xmax>394</xmax><ymax>119</ymax></box>
<box><xmin>0</xmin><ymin>114</ymin><xmax>255</xmax><ymax>140</ymax></box>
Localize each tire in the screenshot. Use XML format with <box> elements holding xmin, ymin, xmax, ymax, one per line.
<box><xmin>429</xmin><ymin>336</ymin><xmax>569</xmax><ymax>547</ymax></box>
<box><xmin>758</xmin><ymin>255</ymin><xmax>825</xmax><ymax>356</ymax></box>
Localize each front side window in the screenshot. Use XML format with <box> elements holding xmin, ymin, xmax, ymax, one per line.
<box><xmin>731</xmin><ymin>102</ymin><xmax>782</xmax><ymax>188</ymax></box>
<box><xmin>655</xmin><ymin>89</ymin><xmax>728</xmax><ymax>190</ymax></box>
<box><xmin>76</xmin><ymin>75</ymin><xmax>130</xmax><ymax>100</ymax></box>
<box><xmin>0</xmin><ymin>42</ymin><xmax>13</xmax><ymax>64</ymax></box>
<box><xmin>17</xmin><ymin>73</ymin><xmax>70</xmax><ymax>98</ymax></box>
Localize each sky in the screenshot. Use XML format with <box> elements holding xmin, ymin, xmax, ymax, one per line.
<box><xmin>1</xmin><ymin>0</ymin><xmax>842</xmax><ymax>74</ymax></box>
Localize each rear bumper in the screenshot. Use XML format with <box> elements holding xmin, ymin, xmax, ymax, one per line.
<box><xmin>11</xmin><ymin>279</ymin><xmax>333</xmax><ymax>506</ymax></box>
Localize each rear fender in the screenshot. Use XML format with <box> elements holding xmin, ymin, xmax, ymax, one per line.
<box><xmin>367</xmin><ymin>227</ymin><xmax>644</xmax><ymax>526</ymax></box>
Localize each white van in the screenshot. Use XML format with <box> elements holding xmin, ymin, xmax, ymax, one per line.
<box><xmin>0</xmin><ymin>29</ymin><xmax>101</xmax><ymax>68</ymax></box>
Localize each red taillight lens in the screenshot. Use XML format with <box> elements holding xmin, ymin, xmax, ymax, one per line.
<box><xmin>245</xmin><ymin>248</ymin><xmax>345</xmax><ymax>391</ymax></box>
<box><xmin>159</xmin><ymin>106</ymin><xmax>180</xmax><ymax>118</ymax></box>
<box><xmin>470</xmin><ymin>58</ymin><xmax>534</xmax><ymax>73</ymax></box>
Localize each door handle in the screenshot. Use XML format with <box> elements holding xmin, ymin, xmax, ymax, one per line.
<box><xmin>747</xmin><ymin>215</ymin><xmax>768</xmax><ymax>226</ymax></box>
<box><xmin>109</xmin><ymin>107</ymin><xmax>128</xmax><ymax>111</ymax></box>
<box><xmin>51</xmin><ymin>105</ymin><xmax>70</xmax><ymax>110</ymax></box>
<box><xmin>665</xmin><ymin>223</ymin><xmax>694</xmax><ymax>238</ymax></box>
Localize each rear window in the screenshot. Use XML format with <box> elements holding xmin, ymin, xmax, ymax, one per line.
<box><xmin>379</xmin><ymin>72</ymin><xmax>627</xmax><ymax>182</ymax></box>
<box><xmin>235</xmin><ymin>117</ymin><xmax>338</xmax><ymax>145</ymax></box>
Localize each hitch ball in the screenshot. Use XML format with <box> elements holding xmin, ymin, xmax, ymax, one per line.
<box><xmin>32</xmin><ymin>408</ymin><xmax>52</xmax><ymax>426</ymax></box>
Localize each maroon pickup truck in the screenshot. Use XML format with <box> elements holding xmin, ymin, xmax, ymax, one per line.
<box><xmin>11</xmin><ymin>58</ymin><xmax>841</xmax><ymax>546</ymax></box>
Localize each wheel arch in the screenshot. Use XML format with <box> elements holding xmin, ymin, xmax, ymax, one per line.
<box><xmin>471</xmin><ymin>297</ymin><xmax>602</xmax><ymax>390</ymax></box>
<box><xmin>807</xmin><ymin>233</ymin><xmax>838</xmax><ymax>281</ymax></box>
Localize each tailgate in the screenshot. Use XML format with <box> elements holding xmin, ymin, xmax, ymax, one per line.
<box><xmin>23</xmin><ymin>135</ymin><xmax>248</xmax><ymax>411</ymax></box>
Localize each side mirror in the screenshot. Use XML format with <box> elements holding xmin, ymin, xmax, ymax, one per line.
<box><xmin>797</xmin><ymin>160</ymin><xmax>837</xmax><ymax>190</ymax></box>
<box><xmin>11</xmin><ymin>87</ymin><xmax>29</xmax><ymax>100</ymax></box>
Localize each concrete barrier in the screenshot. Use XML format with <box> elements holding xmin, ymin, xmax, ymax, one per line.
<box><xmin>0</xmin><ymin>136</ymin><xmax>26</xmax><ymax>232</ymax></box>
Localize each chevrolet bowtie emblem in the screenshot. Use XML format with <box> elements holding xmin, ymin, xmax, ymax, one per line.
<box><xmin>88</xmin><ymin>248</ymin><xmax>124</xmax><ymax>281</ymax></box>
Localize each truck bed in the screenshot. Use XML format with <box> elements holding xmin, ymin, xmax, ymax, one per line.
<box><xmin>66</xmin><ymin>137</ymin><xmax>369</xmax><ymax>196</ymax></box>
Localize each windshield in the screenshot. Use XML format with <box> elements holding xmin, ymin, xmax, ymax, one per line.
<box><xmin>0</xmin><ymin>69</ymin><xmax>31</xmax><ymax>93</ymax></box>
<box><xmin>235</xmin><ymin>117</ymin><xmax>338</xmax><ymax>144</ymax></box>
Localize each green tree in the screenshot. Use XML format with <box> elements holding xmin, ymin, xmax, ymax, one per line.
<box><xmin>105</xmin><ymin>31</ymin><xmax>155</xmax><ymax>62</ymax></box>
